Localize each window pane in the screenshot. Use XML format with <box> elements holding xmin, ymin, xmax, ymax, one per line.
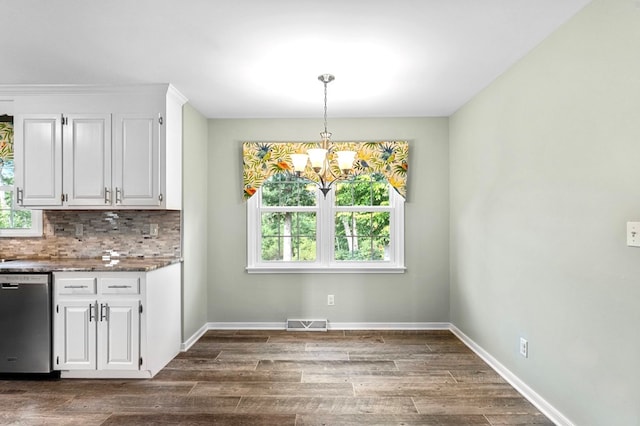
<box><xmin>0</xmin><ymin>160</ymin><xmax>14</xmax><ymax>186</ymax></box>
<box><xmin>0</xmin><ymin>190</ymin><xmax>32</xmax><ymax>229</ymax></box>
<box><xmin>335</xmin><ymin>173</ymin><xmax>389</xmax><ymax>206</ymax></box>
<box><xmin>12</xmin><ymin>209</ymin><xmax>32</xmax><ymax>229</ymax></box>
<box><xmin>261</xmin><ymin>212</ymin><xmax>316</xmax><ymax>261</ymax></box>
<box><xmin>261</xmin><ymin>174</ymin><xmax>317</xmax><ymax>207</ymax></box>
<box><xmin>334</xmin><ymin>211</ymin><xmax>390</xmax><ymax>261</ymax></box>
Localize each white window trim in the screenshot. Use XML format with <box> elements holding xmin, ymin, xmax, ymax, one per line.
<box><xmin>246</xmin><ymin>182</ymin><xmax>405</xmax><ymax>274</ymax></box>
<box><xmin>0</xmin><ymin>207</ymin><xmax>43</xmax><ymax>237</ymax></box>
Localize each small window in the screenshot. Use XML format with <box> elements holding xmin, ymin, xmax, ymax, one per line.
<box><xmin>247</xmin><ymin>173</ymin><xmax>405</xmax><ymax>273</ymax></box>
<box><xmin>0</xmin><ymin>117</ymin><xmax>42</xmax><ymax>237</ymax></box>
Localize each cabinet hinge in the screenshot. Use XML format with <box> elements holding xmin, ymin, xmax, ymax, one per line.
<box><xmin>56</xmin><ymin>356</ymin><xmax>59</xmax><ymax>365</ymax></box>
<box><xmin>56</xmin><ymin>305</ymin><xmax>59</xmax><ymax>314</ymax></box>
<box><xmin>139</xmin><ymin>304</ymin><xmax>143</xmax><ymax>314</ymax></box>
<box><xmin>158</xmin><ymin>115</ymin><xmax>163</xmax><ymax>125</ymax></box>
<box><xmin>61</xmin><ymin>115</ymin><xmax>68</xmax><ymax>125</ymax></box>
<box><xmin>139</xmin><ymin>357</ymin><xmax>143</xmax><ymax>367</ymax></box>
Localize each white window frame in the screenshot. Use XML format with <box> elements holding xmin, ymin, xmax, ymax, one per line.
<box><xmin>0</xmin><ymin>102</ymin><xmax>43</xmax><ymax>238</ymax></box>
<box><xmin>247</xmin><ymin>180</ymin><xmax>405</xmax><ymax>274</ymax></box>
<box><xmin>0</xmin><ymin>205</ymin><xmax>43</xmax><ymax>237</ymax></box>
<box><xmin>0</xmin><ymin>171</ymin><xmax>43</xmax><ymax>237</ymax></box>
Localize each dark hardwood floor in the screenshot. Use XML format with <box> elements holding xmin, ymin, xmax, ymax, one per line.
<box><xmin>0</xmin><ymin>330</ymin><xmax>553</xmax><ymax>425</ymax></box>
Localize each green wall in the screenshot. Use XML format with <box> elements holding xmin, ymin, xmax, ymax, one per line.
<box><xmin>207</xmin><ymin>117</ymin><xmax>449</xmax><ymax>325</ymax></box>
<box><xmin>449</xmin><ymin>0</ymin><xmax>640</xmax><ymax>423</ymax></box>
<box><xmin>181</xmin><ymin>103</ymin><xmax>209</xmax><ymax>341</ymax></box>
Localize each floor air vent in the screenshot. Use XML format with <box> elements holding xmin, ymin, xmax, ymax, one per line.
<box><xmin>286</xmin><ymin>319</ymin><xmax>328</xmax><ymax>332</ymax></box>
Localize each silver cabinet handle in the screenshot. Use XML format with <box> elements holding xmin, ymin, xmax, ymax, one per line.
<box><xmin>16</xmin><ymin>187</ymin><xmax>23</xmax><ymax>205</ymax></box>
<box><xmin>105</xmin><ymin>187</ymin><xmax>111</xmax><ymax>204</ymax></box>
<box><xmin>89</xmin><ymin>303</ymin><xmax>96</xmax><ymax>322</ymax></box>
<box><xmin>64</xmin><ymin>285</ymin><xmax>87</xmax><ymax>289</ymax></box>
<box><xmin>115</xmin><ymin>187</ymin><xmax>122</xmax><ymax>204</ymax></box>
<box><xmin>107</xmin><ymin>285</ymin><xmax>131</xmax><ymax>289</ymax></box>
<box><xmin>100</xmin><ymin>303</ymin><xmax>108</xmax><ymax>322</ymax></box>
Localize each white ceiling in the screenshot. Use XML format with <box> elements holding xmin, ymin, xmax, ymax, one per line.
<box><xmin>2</xmin><ymin>0</ymin><xmax>591</xmax><ymax>118</ymax></box>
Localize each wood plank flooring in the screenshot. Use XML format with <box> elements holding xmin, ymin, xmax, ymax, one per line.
<box><xmin>0</xmin><ymin>330</ymin><xmax>553</xmax><ymax>425</ymax></box>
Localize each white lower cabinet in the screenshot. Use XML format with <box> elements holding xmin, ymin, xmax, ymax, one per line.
<box><xmin>53</xmin><ymin>263</ymin><xmax>180</xmax><ymax>378</ymax></box>
<box><xmin>56</xmin><ymin>298</ymin><xmax>139</xmax><ymax>371</ymax></box>
<box><xmin>99</xmin><ymin>299</ymin><xmax>140</xmax><ymax>370</ymax></box>
<box><xmin>56</xmin><ymin>300</ymin><xmax>97</xmax><ymax>370</ymax></box>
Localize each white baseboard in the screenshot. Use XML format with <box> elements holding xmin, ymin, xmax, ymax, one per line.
<box><xmin>329</xmin><ymin>322</ymin><xmax>450</xmax><ymax>330</ymax></box>
<box><xmin>180</xmin><ymin>323</ymin><xmax>208</xmax><ymax>351</ymax></box>
<box><xmin>181</xmin><ymin>320</ymin><xmax>572</xmax><ymax>425</ymax></box>
<box><xmin>204</xmin><ymin>321</ymin><xmax>450</xmax><ymax>331</ymax></box>
<box><xmin>450</xmin><ymin>325</ymin><xmax>573</xmax><ymax>426</ymax></box>
<box><xmin>206</xmin><ymin>321</ymin><xmax>286</xmax><ymax>330</ymax></box>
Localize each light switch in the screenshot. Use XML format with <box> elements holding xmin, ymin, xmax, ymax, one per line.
<box><xmin>75</xmin><ymin>223</ymin><xmax>83</xmax><ymax>237</ymax></box>
<box><xmin>150</xmin><ymin>223</ymin><xmax>159</xmax><ymax>237</ymax></box>
<box><xmin>627</xmin><ymin>222</ymin><xmax>640</xmax><ymax>247</ymax></box>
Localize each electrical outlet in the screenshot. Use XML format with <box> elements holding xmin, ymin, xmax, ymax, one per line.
<box><xmin>150</xmin><ymin>223</ymin><xmax>159</xmax><ymax>237</ymax></box>
<box><xmin>627</xmin><ymin>222</ymin><xmax>640</xmax><ymax>247</ymax></box>
<box><xmin>519</xmin><ymin>337</ymin><xmax>529</xmax><ymax>358</ymax></box>
<box><xmin>327</xmin><ymin>294</ymin><xmax>335</xmax><ymax>306</ymax></box>
<box><xmin>75</xmin><ymin>223</ymin><xmax>83</xmax><ymax>237</ymax></box>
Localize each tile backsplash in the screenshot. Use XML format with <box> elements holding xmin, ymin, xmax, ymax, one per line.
<box><xmin>0</xmin><ymin>210</ymin><xmax>181</xmax><ymax>260</ymax></box>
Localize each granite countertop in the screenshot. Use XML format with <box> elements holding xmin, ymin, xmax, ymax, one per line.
<box><xmin>0</xmin><ymin>257</ymin><xmax>182</xmax><ymax>273</ymax></box>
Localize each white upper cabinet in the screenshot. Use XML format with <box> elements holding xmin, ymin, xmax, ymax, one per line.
<box><xmin>64</xmin><ymin>114</ymin><xmax>112</xmax><ymax>207</ymax></box>
<box><xmin>7</xmin><ymin>84</ymin><xmax>186</xmax><ymax>210</ymax></box>
<box><xmin>14</xmin><ymin>114</ymin><xmax>63</xmax><ymax>206</ymax></box>
<box><xmin>113</xmin><ymin>114</ymin><xmax>160</xmax><ymax>207</ymax></box>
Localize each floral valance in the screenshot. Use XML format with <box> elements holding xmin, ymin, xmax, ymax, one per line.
<box><xmin>0</xmin><ymin>122</ymin><xmax>13</xmax><ymax>163</ymax></box>
<box><xmin>243</xmin><ymin>141</ymin><xmax>408</xmax><ymax>200</ymax></box>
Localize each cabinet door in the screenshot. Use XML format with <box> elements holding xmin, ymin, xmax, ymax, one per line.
<box><xmin>55</xmin><ymin>300</ymin><xmax>97</xmax><ymax>370</ymax></box>
<box><xmin>113</xmin><ymin>114</ymin><xmax>160</xmax><ymax>207</ymax></box>
<box><xmin>63</xmin><ymin>114</ymin><xmax>112</xmax><ymax>206</ymax></box>
<box><xmin>97</xmin><ymin>299</ymin><xmax>140</xmax><ymax>370</ymax></box>
<box><xmin>13</xmin><ymin>114</ymin><xmax>63</xmax><ymax>206</ymax></box>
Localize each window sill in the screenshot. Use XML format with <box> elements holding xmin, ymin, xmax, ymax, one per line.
<box><xmin>246</xmin><ymin>265</ymin><xmax>407</xmax><ymax>274</ymax></box>
<box><xmin>0</xmin><ymin>229</ymin><xmax>43</xmax><ymax>238</ymax></box>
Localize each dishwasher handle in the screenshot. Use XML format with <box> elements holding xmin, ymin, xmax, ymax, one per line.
<box><xmin>1</xmin><ymin>283</ymin><xmax>19</xmax><ymax>290</ymax></box>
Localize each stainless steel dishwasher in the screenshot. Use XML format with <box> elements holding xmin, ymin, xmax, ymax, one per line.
<box><xmin>0</xmin><ymin>273</ymin><xmax>52</xmax><ymax>373</ymax></box>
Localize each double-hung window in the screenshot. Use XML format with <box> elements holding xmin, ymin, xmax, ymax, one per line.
<box><xmin>0</xmin><ymin>117</ymin><xmax>42</xmax><ymax>237</ymax></box>
<box><xmin>245</xmin><ymin>141</ymin><xmax>407</xmax><ymax>273</ymax></box>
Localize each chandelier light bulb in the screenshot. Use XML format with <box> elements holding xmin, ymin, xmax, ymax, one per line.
<box><xmin>307</xmin><ymin>148</ymin><xmax>328</xmax><ymax>173</ymax></box>
<box><xmin>290</xmin><ymin>153</ymin><xmax>309</xmax><ymax>173</ymax></box>
<box><xmin>336</xmin><ymin>150</ymin><xmax>357</xmax><ymax>174</ymax></box>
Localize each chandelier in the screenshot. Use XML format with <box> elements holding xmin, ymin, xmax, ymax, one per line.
<box><xmin>290</xmin><ymin>74</ymin><xmax>356</xmax><ymax>197</ymax></box>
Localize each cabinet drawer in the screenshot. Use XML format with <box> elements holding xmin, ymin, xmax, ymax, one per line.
<box><xmin>99</xmin><ymin>277</ymin><xmax>140</xmax><ymax>294</ymax></box>
<box><xmin>56</xmin><ymin>278</ymin><xmax>97</xmax><ymax>295</ymax></box>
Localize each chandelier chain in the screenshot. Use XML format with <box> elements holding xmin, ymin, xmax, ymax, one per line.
<box><xmin>323</xmin><ymin>79</ymin><xmax>328</xmax><ymax>136</ymax></box>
